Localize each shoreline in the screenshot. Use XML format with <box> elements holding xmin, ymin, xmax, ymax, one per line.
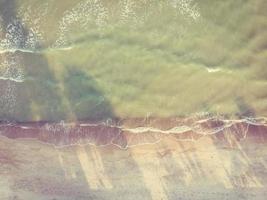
<box><xmin>0</xmin><ymin>116</ymin><xmax>266</xmax><ymax>149</ymax></box>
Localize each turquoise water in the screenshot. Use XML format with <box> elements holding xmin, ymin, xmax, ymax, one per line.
<box><xmin>0</xmin><ymin>0</ymin><xmax>266</xmax><ymax>122</ymax></box>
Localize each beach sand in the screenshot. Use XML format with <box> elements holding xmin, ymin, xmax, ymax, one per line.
<box><xmin>0</xmin><ymin>124</ymin><xmax>266</xmax><ymax>200</ymax></box>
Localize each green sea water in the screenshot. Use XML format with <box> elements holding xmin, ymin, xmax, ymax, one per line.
<box><xmin>0</xmin><ymin>0</ymin><xmax>266</xmax><ymax>122</ymax></box>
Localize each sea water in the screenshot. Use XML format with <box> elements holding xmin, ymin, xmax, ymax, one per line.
<box><xmin>0</xmin><ymin>0</ymin><xmax>266</xmax><ymax>123</ymax></box>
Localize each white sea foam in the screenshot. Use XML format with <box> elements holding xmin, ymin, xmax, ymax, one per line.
<box><xmin>0</xmin><ymin>48</ymin><xmax>36</xmax><ymax>54</ymax></box>
<box><xmin>0</xmin><ymin>76</ymin><xmax>24</xmax><ymax>83</ymax></box>
<box><xmin>169</xmin><ymin>0</ymin><xmax>201</xmax><ymax>20</ymax></box>
<box><xmin>206</xmin><ymin>67</ymin><xmax>221</xmax><ymax>73</ymax></box>
<box><xmin>122</xmin><ymin>125</ymin><xmax>192</xmax><ymax>134</ymax></box>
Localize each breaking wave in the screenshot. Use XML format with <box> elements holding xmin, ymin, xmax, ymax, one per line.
<box><xmin>0</xmin><ymin>116</ymin><xmax>266</xmax><ymax>149</ymax></box>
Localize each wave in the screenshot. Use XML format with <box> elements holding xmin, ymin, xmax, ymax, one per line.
<box><xmin>0</xmin><ymin>48</ymin><xmax>37</xmax><ymax>54</ymax></box>
<box><xmin>0</xmin><ymin>46</ymin><xmax>74</xmax><ymax>54</ymax></box>
<box><xmin>0</xmin><ymin>116</ymin><xmax>266</xmax><ymax>149</ymax></box>
<box><xmin>0</xmin><ymin>76</ymin><xmax>25</xmax><ymax>83</ymax></box>
<box><xmin>205</xmin><ymin>67</ymin><xmax>232</xmax><ymax>74</ymax></box>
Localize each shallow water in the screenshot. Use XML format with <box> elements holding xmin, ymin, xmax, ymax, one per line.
<box><xmin>0</xmin><ymin>0</ymin><xmax>266</xmax><ymax>122</ymax></box>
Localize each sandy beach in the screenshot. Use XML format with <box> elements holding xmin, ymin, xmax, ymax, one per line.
<box><xmin>0</xmin><ymin>119</ymin><xmax>266</xmax><ymax>200</ymax></box>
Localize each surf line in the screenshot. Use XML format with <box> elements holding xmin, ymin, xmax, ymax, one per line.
<box><xmin>0</xmin><ymin>46</ymin><xmax>74</xmax><ymax>54</ymax></box>
<box><xmin>0</xmin><ymin>76</ymin><xmax>24</xmax><ymax>83</ymax></box>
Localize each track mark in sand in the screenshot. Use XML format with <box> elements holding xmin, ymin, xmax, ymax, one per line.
<box><xmin>131</xmin><ymin>146</ymin><xmax>169</xmax><ymax>200</ymax></box>
<box><xmin>76</xmin><ymin>146</ymin><xmax>112</xmax><ymax>190</ymax></box>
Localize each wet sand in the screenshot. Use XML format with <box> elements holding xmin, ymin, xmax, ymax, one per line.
<box><xmin>0</xmin><ymin>118</ymin><xmax>267</xmax><ymax>200</ymax></box>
